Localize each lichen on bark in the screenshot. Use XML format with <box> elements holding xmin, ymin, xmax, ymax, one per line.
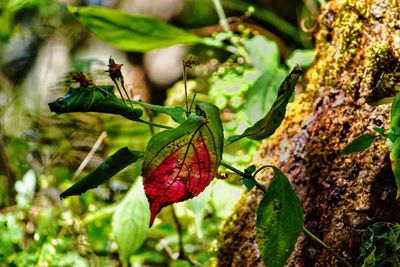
<box><xmin>214</xmin><ymin>0</ymin><xmax>400</xmax><ymax>266</ymax></box>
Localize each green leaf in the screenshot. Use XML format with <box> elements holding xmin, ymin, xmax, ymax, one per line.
<box><xmin>390</xmin><ymin>138</ymin><xmax>400</xmax><ymax>198</ymax></box>
<box><xmin>228</xmin><ymin>66</ymin><xmax>302</xmax><ymax>143</ymax></box>
<box><xmin>60</xmin><ymin>147</ymin><xmax>143</xmax><ymax>198</ymax></box>
<box><xmin>373</xmin><ymin>127</ymin><xmax>386</xmax><ymax>137</ymax></box>
<box><xmin>256</xmin><ymin>167</ymin><xmax>304</xmax><ymax>267</ymax></box>
<box><xmin>49</xmin><ymin>85</ymin><xmax>143</xmax><ymax>121</ymax></box>
<box><xmin>242</xmin><ymin>165</ymin><xmax>257</xmax><ymax>191</ymax></box>
<box><xmin>68</xmin><ymin>5</ymin><xmax>204</xmax><ymax>52</ymax></box>
<box><xmin>286</xmin><ymin>49</ymin><xmax>315</xmax><ymax>69</ymax></box>
<box><xmin>356</xmin><ymin>222</ymin><xmax>400</xmax><ymax>267</ymax></box>
<box><xmin>133</xmin><ymin>101</ymin><xmax>186</xmax><ymax>124</ymax></box>
<box><xmin>243</xmin><ymin>35</ymin><xmax>280</xmax><ymax>72</ymax></box>
<box><xmin>245</xmin><ymin>68</ymin><xmax>288</xmax><ymax>124</ymax></box>
<box><xmin>112</xmin><ymin>179</ymin><xmax>150</xmax><ymax>267</ymax></box>
<box><xmin>389</xmin><ymin>92</ymin><xmax>400</xmax><ymax>149</ymax></box>
<box><xmin>338</xmin><ymin>134</ymin><xmax>377</xmax><ymax>156</ymax></box>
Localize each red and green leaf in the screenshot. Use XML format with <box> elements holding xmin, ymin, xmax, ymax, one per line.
<box><xmin>142</xmin><ymin>103</ymin><xmax>223</xmax><ymax>226</ymax></box>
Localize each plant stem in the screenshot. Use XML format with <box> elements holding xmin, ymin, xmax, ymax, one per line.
<box><xmin>182</xmin><ymin>62</ymin><xmax>190</xmax><ymax>118</ymax></box>
<box><xmin>212</xmin><ymin>0</ymin><xmax>230</xmax><ymax>33</ymax></box>
<box><xmin>136</xmin><ymin>119</ymin><xmax>172</xmax><ymax>129</ymax></box>
<box><xmin>220</xmin><ymin>161</ymin><xmax>266</xmax><ymax>193</ymax></box>
<box><xmin>219</xmin><ymin>161</ymin><xmax>353</xmax><ymax>267</ymax></box>
<box><xmin>302</xmin><ymin>227</ymin><xmax>352</xmax><ymax>267</ymax></box>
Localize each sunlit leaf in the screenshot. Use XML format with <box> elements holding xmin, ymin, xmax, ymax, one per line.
<box><xmin>390</xmin><ymin>138</ymin><xmax>400</xmax><ymax>198</ymax></box>
<box><xmin>390</xmin><ymin>93</ymin><xmax>400</xmax><ymax>198</ymax></box>
<box><xmin>142</xmin><ymin>103</ymin><xmax>223</xmax><ymax>226</ymax></box>
<box><xmin>68</xmin><ymin>5</ymin><xmax>204</xmax><ymax>52</ymax></box>
<box><xmin>338</xmin><ymin>134</ymin><xmax>377</xmax><ymax>156</ymax></box>
<box><xmin>49</xmin><ymin>85</ymin><xmax>143</xmax><ymax>121</ymax></box>
<box><xmin>243</xmin><ymin>35</ymin><xmax>280</xmax><ymax>73</ymax></box>
<box><xmin>286</xmin><ymin>49</ymin><xmax>315</xmax><ymax>69</ymax></box>
<box><xmin>112</xmin><ymin>179</ymin><xmax>150</xmax><ymax>266</ymax></box>
<box><xmin>256</xmin><ymin>167</ymin><xmax>304</xmax><ymax>267</ymax></box>
<box><xmin>228</xmin><ymin>66</ymin><xmax>301</xmax><ymax>143</ymax></box>
<box><xmin>60</xmin><ymin>147</ymin><xmax>143</xmax><ymax>198</ymax></box>
<box><xmin>133</xmin><ymin>101</ymin><xmax>186</xmax><ymax>124</ymax></box>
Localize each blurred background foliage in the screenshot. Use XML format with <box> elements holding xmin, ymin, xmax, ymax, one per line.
<box><xmin>0</xmin><ymin>0</ymin><xmax>318</xmax><ymax>266</ymax></box>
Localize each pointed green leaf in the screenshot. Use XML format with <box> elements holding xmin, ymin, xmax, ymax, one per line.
<box><xmin>390</xmin><ymin>138</ymin><xmax>400</xmax><ymax>198</ymax></box>
<box><xmin>49</xmin><ymin>85</ymin><xmax>143</xmax><ymax>121</ymax></box>
<box><xmin>60</xmin><ymin>147</ymin><xmax>143</xmax><ymax>198</ymax></box>
<box><xmin>112</xmin><ymin>179</ymin><xmax>150</xmax><ymax>266</ymax></box>
<box><xmin>228</xmin><ymin>66</ymin><xmax>301</xmax><ymax>143</ymax></box>
<box><xmin>245</xmin><ymin>68</ymin><xmax>288</xmax><ymax>124</ymax></box>
<box><xmin>338</xmin><ymin>134</ymin><xmax>377</xmax><ymax>156</ymax></box>
<box><xmin>142</xmin><ymin>102</ymin><xmax>223</xmax><ymax>226</ymax></box>
<box><xmin>68</xmin><ymin>5</ymin><xmax>204</xmax><ymax>52</ymax></box>
<box><xmin>256</xmin><ymin>167</ymin><xmax>304</xmax><ymax>267</ymax></box>
<box><xmin>133</xmin><ymin>101</ymin><xmax>186</xmax><ymax>124</ymax></box>
<box><xmin>373</xmin><ymin>127</ymin><xmax>386</xmax><ymax>137</ymax></box>
<box><xmin>389</xmin><ymin>92</ymin><xmax>400</xmax><ymax>149</ymax></box>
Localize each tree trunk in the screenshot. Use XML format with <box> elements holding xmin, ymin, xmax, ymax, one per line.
<box><xmin>215</xmin><ymin>0</ymin><xmax>400</xmax><ymax>266</ymax></box>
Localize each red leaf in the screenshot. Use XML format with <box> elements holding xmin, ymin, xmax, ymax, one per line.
<box><xmin>142</xmin><ymin>103</ymin><xmax>223</xmax><ymax>226</ymax></box>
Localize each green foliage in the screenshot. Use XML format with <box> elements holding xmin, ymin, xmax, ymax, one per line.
<box><xmin>68</xmin><ymin>5</ymin><xmax>204</xmax><ymax>52</ymax></box>
<box><xmin>286</xmin><ymin>49</ymin><xmax>315</xmax><ymax>69</ymax></box>
<box><xmin>112</xmin><ymin>179</ymin><xmax>150</xmax><ymax>267</ymax></box>
<box><xmin>357</xmin><ymin>222</ymin><xmax>400</xmax><ymax>267</ymax></box>
<box><xmin>60</xmin><ymin>147</ymin><xmax>143</xmax><ymax>198</ymax></box>
<box><xmin>256</xmin><ymin>167</ymin><xmax>304</xmax><ymax>267</ymax></box>
<box><xmin>228</xmin><ymin>66</ymin><xmax>302</xmax><ymax>143</ymax></box>
<box><xmin>133</xmin><ymin>101</ymin><xmax>186</xmax><ymax>124</ymax></box>
<box><xmin>389</xmin><ymin>93</ymin><xmax>400</xmax><ymax>198</ymax></box>
<box><xmin>243</xmin><ymin>35</ymin><xmax>288</xmax><ymax>124</ymax></box>
<box><xmin>339</xmin><ymin>134</ymin><xmax>377</xmax><ymax>156</ymax></box>
<box><xmin>48</xmin><ymin>85</ymin><xmax>143</xmax><ymax>121</ymax></box>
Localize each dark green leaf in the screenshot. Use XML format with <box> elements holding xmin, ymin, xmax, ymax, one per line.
<box><xmin>112</xmin><ymin>179</ymin><xmax>150</xmax><ymax>266</ymax></box>
<box><xmin>245</xmin><ymin>68</ymin><xmax>288</xmax><ymax>124</ymax></box>
<box><xmin>389</xmin><ymin>92</ymin><xmax>400</xmax><ymax>148</ymax></box>
<box><xmin>339</xmin><ymin>134</ymin><xmax>377</xmax><ymax>156</ymax></box>
<box><xmin>244</xmin><ymin>165</ymin><xmax>256</xmax><ymax>174</ymax></box>
<box><xmin>228</xmin><ymin>66</ymin><xmax>301</xmax><ymax>143</ymax></box>
<box><xmin>133</xmin><ymin>101</ymin><xmax>186</xmax><ymax>124</ymax></box>
<box><xmin>68</xmin><ymin>5</ymin><xmax>204</xmax><ymax>52</ymax></box>
<box><xmin>49</xmin><ymin>85</ymin><xmax>143</xmax><ymax>121</ymax></box>
<box><xmin>356</xmin><ymin>222</ymin><xmax>400</xmax><ymax>267</ymax></box>
<box><xmin>256</xmin><ymin>167</ymin><xmax>304</xmax><ymax>267</ymax></box>
<box><xmin>373</xmin><ymin>127</ymin><xmax>386</xmax><ymax>137</ymax></box>
<box><xmin>60</xmin><ymin>147</ymin><xmax>143</xmax><ymax>198</ymax></box>
<box><xmin>242</xmin><ymin>178</ymin><xmax>256</xmax><ymax>191</ymax></box>
<box><xmin>390</xmin><ymin>138</ymin><xmax>400</xmax><ymax>198</ymax></box>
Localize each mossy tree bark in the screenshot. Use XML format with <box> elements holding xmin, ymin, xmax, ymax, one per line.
<box><xmin>215</xmin><ymin>0</ymin><xmax>400</xmax><ymax>266</ymax></box>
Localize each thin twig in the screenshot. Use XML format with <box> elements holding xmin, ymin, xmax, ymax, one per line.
<box><xmin>136</xmin><ymin>119</ymin><xmax>173</xmax><ymax>129</ymax></box>
<box><xmin>171</xmin><ymin>205</ymin><xmax>185</xmax><ymax>256</ymax></box>
<box><xmin>212</xmin><ymin>0</ymin><xmax>230</xmax><ymax>32</ymax></box>
<box><xmin>303</xmin><ymin>227</ymin><xmax>352</xmax><ymax>267</ymax></box>
<box><xmin>171</xmin><ymin>205</ymin><xmax>202</xmax><ymax>266</ymax></box>
<box><xmin>182</xmin><ymin>62</ymin><xmax>190</xmax><ymax>118</ymax></box>
<box><xmin>72</xmin><ymin>131</ymin><xmax>107</xmax><ymax>179</ymax></box>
